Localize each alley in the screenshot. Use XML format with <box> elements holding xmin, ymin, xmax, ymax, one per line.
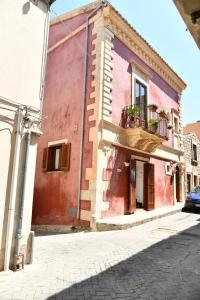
<box><xmin>0</xmin><ymin>212</ymin><xmax>200</xmax><ymax>300</ymax></box>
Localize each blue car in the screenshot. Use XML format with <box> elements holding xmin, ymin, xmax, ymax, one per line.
<box><xmin>185</xmin><ymin>185</ymin><xmax>200</xmax><ymax>210</ymax></box>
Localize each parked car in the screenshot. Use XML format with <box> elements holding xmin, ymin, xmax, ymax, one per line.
<box><xmin>185</xmin><ymin>185</ymin><xmax>200</xmax><ymax>210</ymax></box>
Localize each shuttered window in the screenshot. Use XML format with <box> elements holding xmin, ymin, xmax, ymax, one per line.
<box><xmin>42</xmin><ymin>143</ymin><xmax>71</xmax><ymax>172</ymax></box>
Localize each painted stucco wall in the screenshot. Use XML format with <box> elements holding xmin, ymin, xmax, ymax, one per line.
<box><xmin>0</xmin><ymin>0</ymin><xmax>48</xmax><ymax>109</ymax></box>
<box><xmin>32</xmin><ymin>13</ymin><xmax>94</xmax><ymax>228</ymax></box>
<box><xmin>101</xmin><ymin>147</ymin><xmax>174</xmax><ymax>219</ymax></box>
<box><xmin>150</xmin><ymin>157</ymin><xmax>174</xmax><ymax>208</ymax></box>
<box><xmin>99</xmin><ymin>35</ymin><xmax>178</xmax><ymax>218</ymax></box>
<box><xmin>0</xmin><ymin>0</ymin><xmax>49</xmax><ymax>271</ymax></box>
<box><xmin>112</xmin><ymin>37</ymin><xmax>179</xmax><ymax>148</ymax></box>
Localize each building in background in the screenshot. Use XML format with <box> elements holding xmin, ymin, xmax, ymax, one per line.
<box><xmin>184</xmin><ymin>121</ymin><xmax>200</xmax><ymax>140</ymax></box>
<box><xmin>173</xmin><ymin>0</ymin><xmax>200</xmax><ymax>48</ymax></box>
<box><xmin>0</xmin><ymin>0</ymin><xmax>55</xmax><ymax>272</ymax></box>
<box><xmin>184</xmin><ymin>122</ymin><xmax>200</xmax><ymax>192</ymax></box>
<box><xmin>32</xmin><ymin>0</ymin><xmax>186</xmax><ymax>232</ymax></box>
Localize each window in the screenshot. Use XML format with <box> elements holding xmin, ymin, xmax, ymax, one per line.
<box><xmin>192</xmin><ymin>143</ymin><xmax>197</xmax><ymax>161</ymax></box>
<box><xmin>194</xmin><ymin>175</ymin><xmax>198</xmax><ymax>188</ymax></box>
<box><xmin>165</xmin><ymin>162</ymin><xmax>172</xmax><ymax>176</ymax></box>
<box><xmin>135</xmin><ymin>80</ymin><xmax>147</xmax><ymax>125</ymax></box>
<box><xmin>173</xmin><ymin>116</ymin><xmax>179</xmax><ymax>132</ymax></box>
<box><xmin>42</xmin><ymin>143</ymin><xmax>71</xmax><ymax>172</ymax></box>
<box><xmin>187</xmin><ymin>174</ymin><xmax>191</xmax><ymax>192</ymax></box>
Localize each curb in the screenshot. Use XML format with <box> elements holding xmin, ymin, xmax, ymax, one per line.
<box><xmin>96</xmin><ymin>207</ymin><xmax>183</xmax><ymax>231</ymax></box>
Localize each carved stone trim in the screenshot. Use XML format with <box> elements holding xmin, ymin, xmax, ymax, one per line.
<box><xmin>103</xmin><ymin>6</ymin><xmax>186</xmax><ymax>93</ymax></box>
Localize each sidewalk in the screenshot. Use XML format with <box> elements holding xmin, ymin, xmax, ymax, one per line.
<box><xmin>97</xmin><ymin>203</ymin><xmax>184</xmax><ymax>231</ymax></box>
<box><xmin>0</xmin><ymin>211</ymin><xmax>199</xmax><ymax>300</ymax></box>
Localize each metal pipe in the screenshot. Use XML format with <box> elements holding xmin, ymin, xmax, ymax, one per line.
<box><xmin>29</xmin><ymin>231</ymin><xmax>35</xmax><ymax>265</ymax></box>
<box><xmin>39</xmin><ymin>10</ymin><xmax>50</xmax><ymax>123</ymax></box>
<box><xmin>15</xmin><ymin>129</ymin><xmax>31</xmax><ymax>256</ymax></box>
<box><xmin>4</xmin><ymin>108</ymin><xmax>23</xmax><ymax>271</ymax></box>
<box><xmin>0</xmin><ymin>96</ymin><xmax>40</xmax><ymax>113</ymax></box>
<box><xmin>77</xmin><ymin>1</ymin><xmax>108</xmax><ymax>219</ymax></box>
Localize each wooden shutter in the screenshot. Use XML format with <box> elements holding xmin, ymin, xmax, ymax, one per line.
<box><xmin>42</xmin><ymin>148</ymin><xmax>49</xmax><ymax>171</ymax></box>
<box><xmin>61</xmin><ymin>143</ymin><xmax>71</xmax><ymax>171</ymax></box>
<box><xmin>143</xmin><ymin>163</ymin><xmax>155</xmax><ymax>211</ymax></box>
<box><xmin>129</xmin><ymin>159</ymin><xmax>136</xmax><ymax>213</ymax></box>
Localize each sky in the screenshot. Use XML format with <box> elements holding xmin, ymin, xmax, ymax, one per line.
<box><xmin>51</xmin><ymin>0</ymin><xmax>200</xmax><ymax>125</ymax></box>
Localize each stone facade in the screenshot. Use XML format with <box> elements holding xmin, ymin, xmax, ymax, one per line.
<box><xmin>184</xmin><ymin>133</ymin><xmax>200</xmax><ymax>192</ymax></box>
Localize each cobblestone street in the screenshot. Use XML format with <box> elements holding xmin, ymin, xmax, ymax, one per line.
<box><xmin>1</xmin><ymin>212</ymin><xmax>200</xmax><ymax>300</ymax></box>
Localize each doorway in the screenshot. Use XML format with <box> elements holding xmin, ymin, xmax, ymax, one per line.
<box><xmin>136</xmin><ymin>161</ymin><xmax>144</xmax><ymax>208</ymax></box>
<box><xmin>175</xmin><ymin>166</ymin><xmax>180</xmax><ymax>202</ymax></box>
<box><xmin>129</xmin><ymin>159</ymin><xmax>155</xmax><ymax>213</ymax></box>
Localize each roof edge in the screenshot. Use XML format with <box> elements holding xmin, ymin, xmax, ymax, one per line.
<box><xmin>50</xmin><ymin>1</ymin><xmax>99</xmax><ymax>25</ymax></box>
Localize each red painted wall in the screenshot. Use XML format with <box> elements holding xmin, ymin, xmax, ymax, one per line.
<box><xmin>112</xmin><ymin>37</ymin><xmax>179</xmax><ymax>147</ymax></box>
<box><xmin>150</xmin><ymin>157</ymin><xmax>174</xmax><ymax>208</ymax></box>
<box><xmin>102</xmin><ymin>147</ymin><xmax>174</xmax><ymax>218</ymax></box>
<box><xmin>100</xmin><ymin>36</ymin><xmax>178</xmax><ymax>217</ymax></box>
<box><xmin>32</xmin><ymin>13</ymin><xmax>94</xmax><ymax>227</ymax></box>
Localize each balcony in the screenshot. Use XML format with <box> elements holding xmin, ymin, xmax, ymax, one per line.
<box><xmin>118</xmin><ymin>104</ymin><xmax>168</xmax><ymax>153</ymax></box>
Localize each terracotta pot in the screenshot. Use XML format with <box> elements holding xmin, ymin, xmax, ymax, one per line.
<box><xmin>159</xmin><ymin>112</ymin><xmax>167</xmax><ymax>119</ymax></box>
<box><xmin>149</xmin><ymin>124</ymin><xmax>158</xmax><ymax>133</ymax></box>
<box><xmin>148</xmin><ymin>105</ymin><xmax>157</xmax><ymax>112</ymax></box>
<box><xmin>129</xmin><ymin>120</ymin><xmax>135</xmax><ymax>128</ymax></box>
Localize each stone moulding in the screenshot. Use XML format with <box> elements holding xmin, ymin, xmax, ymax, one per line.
<box><xmin>103</xmin><ymin>6</ymin><xmax>186</xmax><ymax>94</ymax></box>
<box><xmin>100</xmin><ymin>120</ymin><xmax>165</xmax><ymax>153</ymax></box>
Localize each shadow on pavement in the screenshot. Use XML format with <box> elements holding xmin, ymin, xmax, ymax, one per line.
<box><xmin>48</xmin><ymin>221</ymin><xmax>200</xmax><ymax>300</ymax></box>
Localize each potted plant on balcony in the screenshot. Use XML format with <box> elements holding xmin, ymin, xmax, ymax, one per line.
<box><xmin>148</xmin><ymin>103</ymin><xmax>158</xmax><ymax>112</ymax></box>
<box><xmin>127</xmin><ymin>105</ymin><xmax>140</xmax><ymax>128</ymax></box>
<box><xmin>167</xmin><ymin>123</ymin><xmax>173</xmax><ymax>130</ymax></box>
<box><xmin>158</xmin><ymin>109</ymin><xmax>167</xmax><ymax>119</ymax></box>
<box><xmin>148</xmin><ymin>118</ymin><xmax>159</xmax><ymax>133</ymax></box>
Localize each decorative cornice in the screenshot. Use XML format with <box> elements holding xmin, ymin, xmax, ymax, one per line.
<box><xmin>103</xmin><ymin>6</ymin><xmax>186</xmax><ymax>94</ymax></box>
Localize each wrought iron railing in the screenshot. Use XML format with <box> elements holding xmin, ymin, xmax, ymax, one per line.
<box><xmin>120</xmin><ymin>104</ymin><xmax>168</xmax><ymax>139</ymax></box>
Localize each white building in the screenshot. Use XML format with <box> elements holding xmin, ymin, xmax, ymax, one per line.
<box><xmin>0</xmin><ymin>0</ymin><xmax>55</xmax><ymax>272</ymax></box>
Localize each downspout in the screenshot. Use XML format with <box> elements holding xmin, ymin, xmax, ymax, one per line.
<box><xmin>39</xmin><ymin>9</ymin><xmax>50</xmax><ymax>123</ymax></box>
<box><xmin>4</xmin><ymin>108</ymin><xmax>23</xmax><ymax>271</ymax></box>
<box><xmin>77</xmin><ymin>0</ymin><xmax>108</xmax><ymax>219</ymax></box>
<box><xmin>15</xmin><ymin>128</ymin><xmax>31</xmax><ymax>260</ymax></box>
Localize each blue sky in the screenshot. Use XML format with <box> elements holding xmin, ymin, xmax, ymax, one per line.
<box><xmin>51</xmin><ymin>0</ymin><xmax>200</xmax><ymax>125</ymax></box>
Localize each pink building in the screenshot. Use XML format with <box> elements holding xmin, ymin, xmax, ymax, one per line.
<box><xmin>32</xmin><ymin>1</ymin><xmax>186</xmax><ymax>231</ymax></box>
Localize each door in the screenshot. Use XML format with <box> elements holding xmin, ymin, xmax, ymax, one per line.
<box><xmin>129</xmin><ymin>159</ymin><xmax>136</xmax><ymax>213</ymax></box>
<box><xmin>176</xmin><ymin>166</ymin><xmax>180</xmax><ymax>202</ymax></box>
<box><xmin>136</xmin><ymin>161</ymin><xmax>144</xmax><ymax>207</ymax></box>
<box><xmin>143</xmin><ymin>163</ymin><xmax>155</xmax><ymax>210</ymax></box>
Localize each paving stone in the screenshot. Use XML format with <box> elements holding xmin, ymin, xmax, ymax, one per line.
<box><xmin>0</xmin><ymin>212</ymin><xmax>200</xmax><ymax>300</ymax></box>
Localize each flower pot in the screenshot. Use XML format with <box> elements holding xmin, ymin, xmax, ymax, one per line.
<box><xmin>167</xmin><ymin>125</ymin><xmax>173</xmax><ymax>130</ymax></box>
<box><xmin>159</xmin><ymin>112</ymin><xmax>167</xmax><ymax>119</ymax></box>
<box><xmin>148</xmin><ymin>104</ymin><xmax>158</xmax><ymax>112</ymax></box>
<box><xmin>129</xmin><ymin>120</ymin><xmax>135</xmax><ymax>128</ymax></box>
<box><xmin>149</xmin><ymin>124</ymin><xmax>158</xmax><ymax>133</ymax></box>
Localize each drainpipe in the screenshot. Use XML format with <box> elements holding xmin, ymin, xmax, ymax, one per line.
<box><xmin>15</xmin><ymin>128</ymin><xmax>31</xmax><ymax>259</ymax></box>
<box><xmin>4</xmin><ymin>108</ymin><xmax>23</xmax><ymax>271</ymax></box>
<box><xmin>77</xmin><ymin>0</ymin><xmax>108</xmax><ymax>219</ymax></box>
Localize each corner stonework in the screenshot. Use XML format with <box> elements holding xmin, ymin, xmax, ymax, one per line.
<box><xmin>80</xmin><ymin>9</ymin><xmax>114</xmax><ymax>227</ymax></box>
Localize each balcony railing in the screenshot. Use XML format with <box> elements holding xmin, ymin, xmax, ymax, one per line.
<box><xmin>120</xmin><ymin>104</ymin><xmax>168</xmax><ymax>139</ymax></box>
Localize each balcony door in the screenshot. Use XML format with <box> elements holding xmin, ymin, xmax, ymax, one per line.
<box><xmin>135</xmin><ymin>80</ymin><xmax>147</xmax><ymax>128</ymax></box>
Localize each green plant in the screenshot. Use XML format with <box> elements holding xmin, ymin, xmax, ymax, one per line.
<box><xmin>127</xmin><ymin>105</ymin><xmax>140</xmax><ymax>119</ymax></box>
<box><xmin>167</xmin><ymin>124</ymin><xmax>173</xmax><ymax>129</ymax></box>
<box><xmin>159</xmin><ymin>109</ymin><xmax>166</xmax><ymax>113</ymax></box>
<box><xmin>148</xmin><ymin>118</ymin><xmax>159</xmax><ymax>126</ymax></box>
